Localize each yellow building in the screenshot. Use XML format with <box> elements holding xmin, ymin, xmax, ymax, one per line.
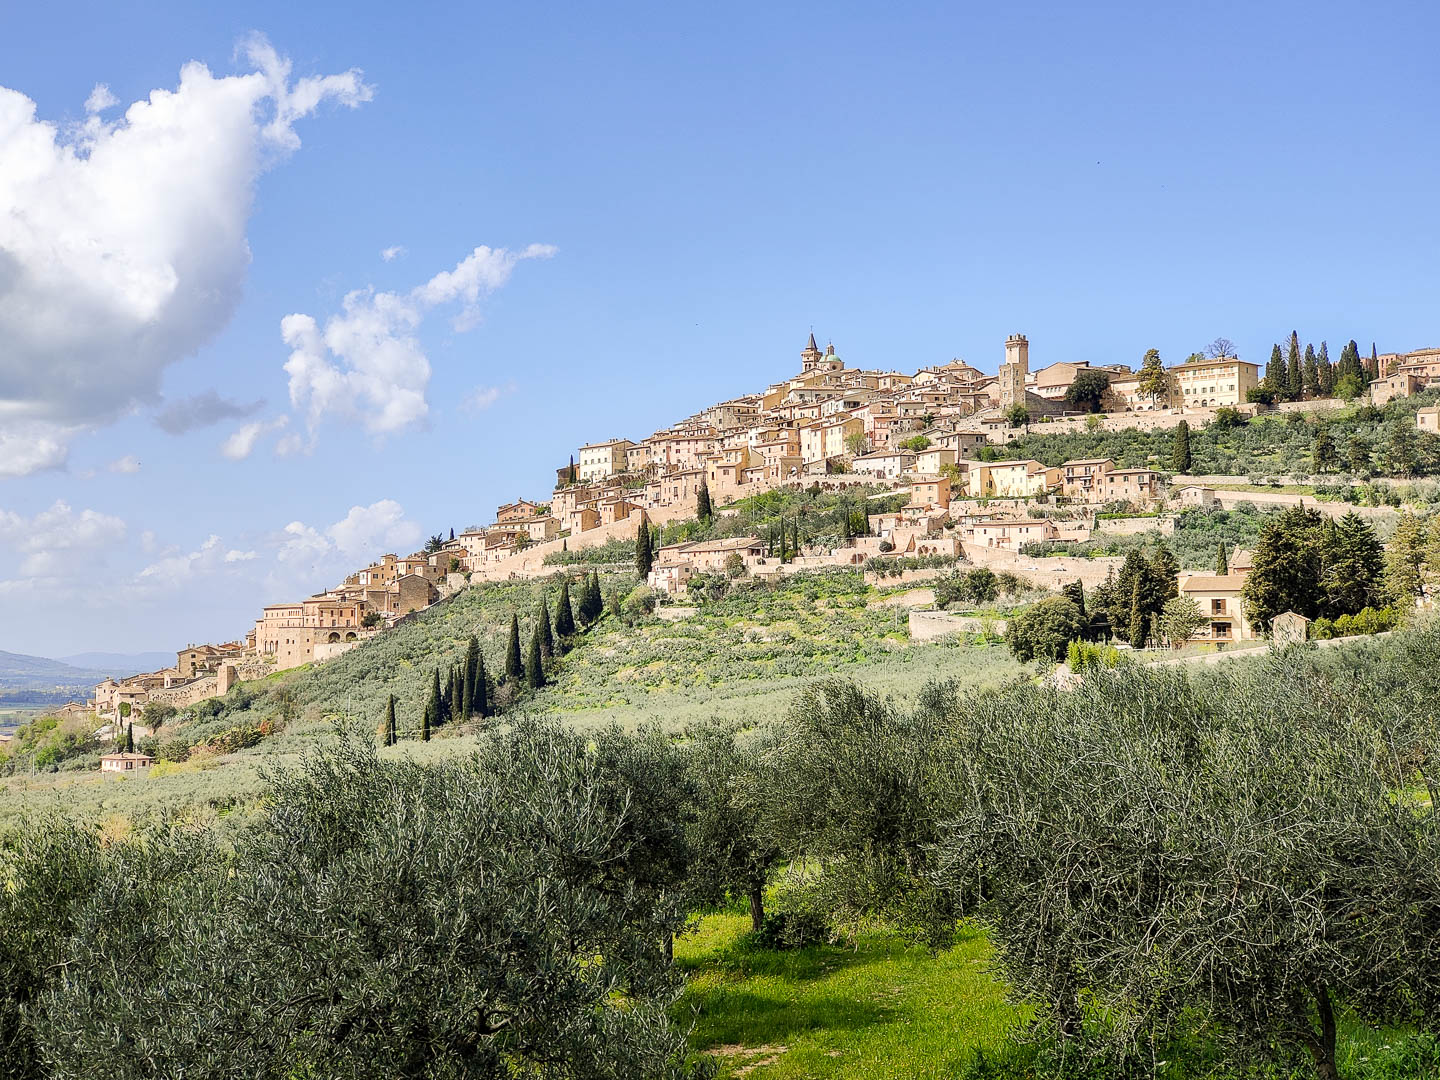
<box><xmin>1170</xmin><ymin>357</ymin><xmax>1259</xmax><ymax>408</ymax></box>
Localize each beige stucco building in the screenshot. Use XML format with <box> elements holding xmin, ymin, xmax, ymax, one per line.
<box><xmin>578</xmin><ymin>439</ymin><xmax>636</xmax><ymax>482</ymax></box>
<box><xmin>1171</xmin><ymin>357</ymin><xmax>1259</xmax><ymax>408</ymax></box>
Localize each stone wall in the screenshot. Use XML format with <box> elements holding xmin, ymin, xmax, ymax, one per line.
<box><xmin>908</xmin><ymin>610</ymin><xmax>1008</xmax><ymax>641</ymax></box>
<box><xmin>962</xmin><ymin>542</ymin><xmax>1125</xmax><ymax>590</ymax></box>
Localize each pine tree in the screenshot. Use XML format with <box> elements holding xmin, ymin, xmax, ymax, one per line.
<box><xmin>555</xmin><ymin>580</ymin><xmax>576</xmax><ymax>641</ymax></box>
<box><xmin>635</xmin><ymin>515</ymin><xmax>654</xmax><ymax>578</ymax></box>
<box><xmin>474</xmin><ymin>654</ymin><xmax>490</xmax><ymax>717</ymax></box>
<box><xmin>1216</xmin><ymin>542</ymin><xmax>1229</xmax><ymax>576</ymax></box>
<box><xmin>385</xmin><ymin>694</ymin><xmax>397</xmax><ymax>746</ymax></box>
<box><xmin>525</xmin><ymin>624</ymin><xmax>545</xmax><ymax>689</ymax></box>
<box><xmin>1171</xmin><ymin>420</ymin><xmax>1193</xmax><ymax>474</ymax></box>
<box><xmin>537</xmin><ymin>595</ymin><xmax>554</xmax><ymax>661</ymax></box>
<box><xmin>463</xmin><ymin>636</ymin><xmax>479</xmax><ymax>718</ymax></box>
<box><xmin>1302</xmin><ymin>343</ymin><xmax>1320</xmax><ymax>397</ymax></box>
<box><xmin>696</xmin><ymin>479</ymin><xmax>713</xmax><ymax>521</ymax></box>
<box><xmin>505</xmin><ymin>615</ymin><xmax>523</xmax><ymax>680</ymax></box>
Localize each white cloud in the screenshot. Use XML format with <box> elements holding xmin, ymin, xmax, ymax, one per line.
<box><xmin>106</xmin><ymin>454</ymin><xmax>142</xmax><ymax>474</ymax></box>
<box><xmin>0</xmin><ymin>500</ymin><xmax>127</xmax><ymax>580</ymax></box>
<box><xmin>224</xmin><ymin>548</ymin><xmax>257</xmax><ymax>562</ymax></box>
<box><xmin>380</xmin><ymin>245</ymin><xmax>405</xmax><ymax>261</ymax></box>
<box><xmin>462</xmin><ymin>384</ymin><xmax>507</xmax><ymax>412</ymax></box>
<box><xmin>154</xmin><ymin>390</ymin><xmax>264</xmax><ymax>434</ymax></box>
<box><xmin>84</xmin><ymin>84</ymin><xmax>118</xmax><ymax>114</ymax></box>
<box><xmin>220</xmin><ymin>415</ymin><xmax>288</xmax><ymax>460</ymax></box>
<box><xmin>0</xmin><ymin>424</ymin><xmax>74</xmax><ymax>477</ymax></box>
<box><xmin>325</xmin><ymin>499</ymin><xmax>422</xmax><ymax>560</ymax></box>
<box><xmin>0</xmin><ymin>37</ymin><xmax>371</xmax><ymax>477</ymax></box>
<box><xmin>137</xmin><ymin>534</ymin><xmax>223</xmax><ymax>583</ymax></box>
<box><xmin>282</xmin><ymin>243</ymin><xmax>554</xmax><ymax>441</ymax></box>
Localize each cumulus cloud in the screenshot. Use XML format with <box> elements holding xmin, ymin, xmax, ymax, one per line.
<box><xmin>380</xmin><ymin>245</ymin><xmax>405</xmax><ymax>261</ymax></box>
<box><xmin>282</xmin><ymin>243</ymin><xmax>555</xmax><ymax>441</ymax></box>
<box><xmin>154</xmin><ymin>390</ymin><xmax>264</xmax><ymax>434</ymax></box>
<box><xmin>136</xmin><ymin>534</ymin><xmax>224</xmax><ymax>584</ymax></box>
<box><xmin>84</xmin><ymin>84</ymin><xmax>118</xmax><ymax>114</ymax></box>
<box><xmin>106</xmin><ymin>455</ymin><xmax>142</xmax><ymax>474</ymax></box>
<box><xmin>0</xmin><ymin>36</ymin><xmax>371</xmax><ymax>476</ymax></box>
<box><xmin>0</xmin><ymin>500</ymin><xmax>127</xmax><ymax>579</ymax></box>
<box><xmin>220</xmin><ymin>415</ymin><xmax>288</xmax><ymax>460</ymax></box>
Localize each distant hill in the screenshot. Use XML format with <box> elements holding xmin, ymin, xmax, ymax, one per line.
<box><xmin>58</xmin><ymin>651</ymin><xmax>173</xmax><ymax>678</ymax></box>
<box><xmin>0</xmin><ymin>650</ymin><xmax>137</xmax><ymax>699</ymax></box>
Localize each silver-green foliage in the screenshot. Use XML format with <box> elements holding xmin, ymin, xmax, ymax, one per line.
<box><xmin>0</xmin><ymin>724</ymin><xmax>704</xmax><ymax>1079</ymax></box>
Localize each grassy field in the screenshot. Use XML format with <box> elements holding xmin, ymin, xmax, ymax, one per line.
<box><xmin>0</xmin><ymin>570</ymin><xmax>1029</xmax><ymax>824</ymax></box>
<box><xmin>677</xmin><ymin>914</ymin><xmax>1022</xmax><ymax>1079</ymax></box>
<box><xmin>677</xmin><ymin>914</ymin><xmax>1440</xmax><ymax>1080</ymax></box>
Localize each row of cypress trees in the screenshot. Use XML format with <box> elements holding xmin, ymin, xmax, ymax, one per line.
<box><xmin>384</xmin><ymin>573</ymin><xmax>609</xmax><ymax>744</ymax></box>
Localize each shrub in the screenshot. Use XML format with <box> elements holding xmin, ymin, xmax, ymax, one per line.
<box><xmin>752</xmin><ymin>908</ymin><xmax>830</xmax><ymax>950</ymax></box>
<box><xmin>1006</xmin><ymin>597</ymin><xmax>1083</xmax><ymax>663</ymax></box>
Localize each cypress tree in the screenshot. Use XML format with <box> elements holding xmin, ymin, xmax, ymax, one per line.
<box><xmin>635</xmin><ymin>516</ymin><xmax>654</xmax><ymax>578</ymax></box>
<box><xmin>1317</xmin><ymin>341</ymin><xmax>1334</xmax><ymax>396</ymax></box>
<box><xmin>1369</xmin><ymin>343</ymin><xmax>1379</xmax><ymax>381</ymax></box>
<box><xmin>538</xmin><ymin>595</ymin><xmax>554</xmax><ymax>661</ymax></box>
<box><xmin>525</xmin><ymin>624</ymin><xmax>545</xmax><ymax>688</ymax></box>
<box><xmin>1216</xmin><ymin>543</ymin><xmax>1229</xmax><ymax>576</ymax></box>
<box><xmin>430</xmin><ymin>668</ymin><xmax>443</xmax><ymax>726</ymax></box>
<box><xmin>555</xmin><ymin>580</ymin><xmax>576</xmax><ymax>640</ymax></box>
<box><xmin>438</xmin><ymin>667</ymin><xmax>451</xmax><ymax>726</ymax></box>
<box><xmin>124</xmin><ymin>723</ymin><xmax>134</xmax><ymax>754</ymax></box>
<box><xmin>1285</xmin><ymin>332</ymin><xmax>1303</xmax><ymax>400</ymax></box>
<box><xmin>1171</xmin><ymin>420</ymin><xmax>1193</xmax><ymax>474</ymax></box>
<box><xmin>1266</xmin><ymin>343</ymin><xmax>1283</xmax><ymax>387</ymax></box>
<box><xmin>568</xmin><ymin>455</ymin><xmax>577</xmax><ymax>484</ymax></box>
<box><xmin>475</xmin><ymin>653</ymin><xmax>490</xmax><ymax>717</ymax></box>
<box><xmin>463</xmin><ymin>636</ymin><xmax>479</xmax><ymax>718</ymax></box>
<box><xmin>1128</xmin><ymin>578</ymin><xmax>1147</xmax><ymax>648</ymax></box>
<box><xmin>583</xmin><ymin>571</ymin><xmax>603</xmax><ymax>623</ymax></box>
<box><xmin>1302</xmin><ymin>343</ymin><xmax>1319</xmax><ymax>397</ymax></box>
<box><xmin>421</xmin><ymin>704</ymin><xmax>431</xmax><ymax>742</ymax></box>
<box><xmin>696</xmin><ymin>479</ymin><xmax>713</xmax><ymax>521</ymax></box>
<box><xmin>505</xmin><ymin>614</ymin><xmax>523</xmax><ymax>680</ymax></box>
<box><xmin>385</xmin><ymin>694</ymin><xmax>397</xmax><ymax>746</ymax></box>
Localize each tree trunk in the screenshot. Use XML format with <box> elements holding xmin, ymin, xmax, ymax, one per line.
<box><xmin>1305</xmin><ymin>984</ymin><xmax>1340</xmax><ymax>1080</ymax></box>
<box><xmin>748</xmin><ymin>886</ymin><xmax>764</xmax><ymax>933</ymax></box>
<box><xmin>663</xmin><ymin>932</ymin><xmax>673</xmax><ymax>964</ymax></box>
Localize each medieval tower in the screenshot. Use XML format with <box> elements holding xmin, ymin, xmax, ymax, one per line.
<box><xmin>999</xmin><ymin>333</ymin><xmax>1029</xmax><ymax>410</ymax></box>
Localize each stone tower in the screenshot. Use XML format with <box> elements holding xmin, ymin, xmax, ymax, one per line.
<box><xmin>999</xmin><ymin>334</ymin><xmax>1029</xmax><ymax>411</ymax></box>
<box><xmin>801</xmin><ymin>332</ymin><xmax>824</xmax><ymax>372</ymax></box>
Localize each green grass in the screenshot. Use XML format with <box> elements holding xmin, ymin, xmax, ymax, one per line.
<box><xmin>676</xmin><ymin>914</ymin><xmax>1024</xmax><ymax>1079</ymax></box>
<box><xmin>675</xmin><ymin>914</ymin><xmax>1440</xmax><ymax>1080</ymax></box>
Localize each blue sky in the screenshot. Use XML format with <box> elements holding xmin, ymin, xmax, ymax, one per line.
<box><xmin>0</xmin><ymin>1</ymin><xmax>1436</xmax><ymax>656</ymax></box>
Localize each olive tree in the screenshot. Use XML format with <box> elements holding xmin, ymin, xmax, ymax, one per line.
<box><xmin>11</xmin><ymin>726</ymin><xmax>704</xmax><ymax>1080</ymax></box>
<box><xmin>934</xmin><ymin>656</ymin><xmax>1440</xmax><ymax>1080</ymax></box>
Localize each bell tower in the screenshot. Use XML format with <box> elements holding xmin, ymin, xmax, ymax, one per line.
<box><xmin>801</xmin><ymin>332</ymin><xmax>823</xmax><ymax>372</ymax></box>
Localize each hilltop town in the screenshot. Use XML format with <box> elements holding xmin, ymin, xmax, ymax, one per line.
<box><xmin>83</xmin><ymin>331</ymin><xmax>1440</xmax><ymax>733</ymax></box>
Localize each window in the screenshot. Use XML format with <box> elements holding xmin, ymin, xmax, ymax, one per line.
<box><xmin>1214</xmin><ymin>621</ymin><xmax>1232</xmax><ymax>638</ymax></box>
<box><xmin>1211</xmin><ymin>598</ymin><xmax>1226</xmax><ymax>615</ymax></box>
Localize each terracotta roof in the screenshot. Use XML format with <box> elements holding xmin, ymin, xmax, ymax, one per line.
<box><xmin>1180</xmin><ymin>573</ymin><xmax>1248</xmax><ymax>592</ymax></box>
